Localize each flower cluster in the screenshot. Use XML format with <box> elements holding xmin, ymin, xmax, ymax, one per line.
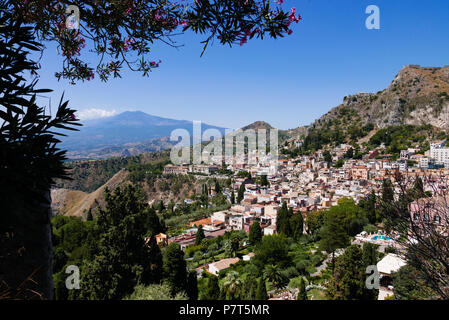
<box><xmin>12</xmin><ymin>0</ymin><xmax>302</xmax><ymax>82</ymax></box>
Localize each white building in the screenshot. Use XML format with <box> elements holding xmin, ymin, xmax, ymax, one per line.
<box><xmin>430</xmin><ymin>140</ymin><xmax>449</xmax><ymax>165</ymax></box>
<box><xmin>376</xmin><ymin>253</ymin><xmax>407</xmax><ymax>300</ymax></box>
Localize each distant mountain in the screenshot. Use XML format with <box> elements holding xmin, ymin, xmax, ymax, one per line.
<box><xmin>240</xmin><ymin>121</ymin><xmax>274</xmax><ymax>131</ymax></box>
<box><xmin>60</xmin><ymin>111</ymin><xmax>228</xmax><ymax>159</ymax></box>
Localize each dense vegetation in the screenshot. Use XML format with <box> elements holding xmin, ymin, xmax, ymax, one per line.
<box><xmin>55</xmin><ymin>152</ymin><xmax>170</xmax><ymax>192</ymax></box>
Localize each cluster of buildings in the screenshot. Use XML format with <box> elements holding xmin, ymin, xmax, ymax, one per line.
<box><xmin>163</xmin><ymin>140</ymin><xmax>449</xmax><ymax>243</ymax></box>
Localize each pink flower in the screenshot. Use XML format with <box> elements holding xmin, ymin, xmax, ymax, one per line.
<box><xmin>276</xmin><ymin>0</ymin><xmax>284</xmax><ymax>4</ymax></box>
<box><xmin>288</xmin><ymin>29</ymin><xmax>293</xmax><ymax>35</ymax></box>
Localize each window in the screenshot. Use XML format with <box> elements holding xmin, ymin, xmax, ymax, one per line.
<box><xmin>434</xmin><ymin>215</ymin><xmax>441</xmax><ymax>223</ymax></box>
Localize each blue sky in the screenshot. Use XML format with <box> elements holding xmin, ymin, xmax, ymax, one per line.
<box><xmin>35</xmin><ymin>0</ymin><xmax>449</xmax><ymax>130</ymax></box>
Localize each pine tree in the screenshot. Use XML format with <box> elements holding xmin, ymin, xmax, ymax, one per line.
<box><xmin>327</xmin><ymin>245</ymin><xmax>366</xmax><ymax>300</ymax></box>
<box><xmin>230</xmin><ymin>191</ymin><xmax>235</xmax><ymax>204</ymax></box>
<box><xmin>320</xmin><ymin>211</ymin><xmax>349</xmax><ymax>274</ymax></box>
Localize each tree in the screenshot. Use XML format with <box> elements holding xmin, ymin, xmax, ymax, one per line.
<box><xmin>361</xmin><ymin>242</ymin><xmax>378</xmax><ymax>300</ymax></box>
<box><xmin>391</xmin><ymin>265</ymin><xmax>436</xmax><ymax>300</ymax></box>
<box><xmin>13</xmin><ymin>1</ymin><xmax>302</xmax><ymax>83</ymax></box>
<box><xmin>203</xmin><ymin>275</ymin><xmax>220</xmax><ymax>300</ymax></box>
<box><xmin>254</xmin><ymin>234</ymin><xmax>291</xmax><ymax>269</ymax></box>
<box><xmin>2</xmin><ymin>0</ymin><xmax>304</xmax><ymax>300</ymax></box>
<box><xmin>249</xmin><ymin>221</ymin><xmax>262</xmax><ymax>245</ymax></box>
<box><xmin>229</xmin><ymin>232</ymin><xmax>241</xmax><ymax>257</ymax></box>
<box><xmin>86</xmin><ymin>208</ymin><xmax>94</xmax><ymax>221</ymax></box>
<box><xmin>163</xmin><ymin>242</ymin><xmax>188</xmax><ymax>296</ymax></box>
<box><xmin>305</xmin><ymin>210</ymin><xmax>325</xmax><ymax>236</ymax></box>
<box><xmin>255</xmin><ymin>277</ymin><xmax>268</xmax><ymax>300</ymax></box>
<box><xmin>344</xmin><ymin>147</ymin><xmax>354</xmax><ymax>159</ymax></box>
<box><xmin>276</xmin><ymin>201</ymin><xmax>291</xmax><ymax>236</ymax></box>
<box><xmin>214</xmin><ymin>180</ymin><xmax>221</xmax><ymax>194</ymax></box>
<box><xmin>125</xmin><ymin>283</ymin><xmax>188</xmax><ymax>300</ymax></box>
<box><xmin>222</xmin><ymin>271</ymin><xmax>242</xmax><ymax>300</ymax></box>
<box><xmin>195</xmin><ymin>225</ymin><xmax>205</xmax><ymax>245</ymax></box>
<box><xmin>378</xmin><ymin>176</ymin><xmax>449</xmax><ymax>299</ymax></box>
<box><xmin>158</xmin><ymin>200</ymin><xmax>165</xmax><ymax>212</ymax></box>
<box><xmin>146</xmin><ymin>235</ymin><xmax>164</xmax><ymax>284</ymax></box>
<box><xmin>80</xmin><ymin>185</ymin><xmax>163</xmax><ymax>300</ymax></box>
<box><xmin>327</xmin><ymin>198</ymin><xmax>368</xmax><ymax>237</ymax></box>
<box><xmin>0</xmin><ymin>11</ymin><xmax>80</xmax><ymax>299</ymax></box>
<box><xmin>186</xmin><ymin>270</ymin><xmax>199</xmax><ymax>300</ymax></box>
<box><xmin>323</xmin><ymin>150</ymin><xmax>332</xmax><ymax>164</ymax></box>
<box><xmin>296</xmin><ymin>278</ymin><xmax>307</xmax><ymax>300</ymax></box>
<box><xmin>237</xmin><ymin>183</ymin><xmax>245</xmax><ymax>204</ymax></box>
<box><xmin>359</xmin><ymin>190</ymin><xmax>378</xmax><ymax>224</ymax></box>
<box><xmin>335</xmin><ymin>159</ymin><xmax>345</xmax><ymax>168</ymax></box>
<box><xmin>290</xmin><ymin>212</ymin><xmax>304</xmax><ymax>240</ymax></box>
<box><xmin>260</xmin><ymin>174</ymin><xmax>269</xmax><ymax>187</ymax></box>
<box><xmin>263</xmin><ymin>264</ymin><xmax>287</xmax><ymax>289</ymax></box>
<box><xmin>320</xmin><ymin>210</ymin><xmax>350</xmax><ymax>273</ymax></box>
<box><xmin>230</xmin><ymin>191</ymin><xmax>235</xmax><ymax>204</ymax></box>
<box><xmin>327</xmin><ymin>245</ymin><xmax>367</xmax><ymax>300</ymax></box>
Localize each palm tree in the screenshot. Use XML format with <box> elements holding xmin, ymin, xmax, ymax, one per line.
<box><xmin>263</xmin><ymin>265</ymin><xmax>287</xmax><ymax>289</ymax></box>
<box><xmin>222</xmin><ymin>271</ymin><xmax>242</xmax><ymax>300</ymax></box>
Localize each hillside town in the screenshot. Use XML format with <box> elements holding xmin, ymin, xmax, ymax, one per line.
<box><xmin>158</xmin><ymin>139</ymin><xmax>449</xmax><ymax>299</ymax></box>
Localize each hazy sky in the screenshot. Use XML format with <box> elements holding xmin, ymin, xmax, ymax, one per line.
<box><xmin>35</xmin><ymin>0</ymin><xmax>449</xmax><ymax>130</ymax></box>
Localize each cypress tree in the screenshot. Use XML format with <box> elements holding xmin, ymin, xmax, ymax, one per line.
<box><xmin>163</xmin><ymin>243</ymin><xmax>188</xmax><ymax>295</ymax></box>
<box><xmin>255</xmin><ymin>277</ymin><xmax>268</xmax><ymax>300</ymax></box>
<box><xmin>204</xmin><ymin>275</ymin><xmax>220</xmax><ymax>300</ymax></box>
<box><xmin>249</xmin><ymin>221</ymin><xmax>263</xmax><ymax>245</ymax></box>
<box><xmin>237</xmin><ymin>183</ymin><xmax>245</xmax><ymax>203</ymax></box>
<box><xmin>195</xmin><ymin>225</ymin><xmax>205</xmax><ymax>245</ymax></box>
<box><xmin>297</xmin><ymin>278</ymin><xmax>308</xmax><ymax>300</ymax></box>
<box><xmin>186</xmin><ymin>270</ymin><xmax>199</xmax><ymax>300</ymax></box>
<box><xmin>276</xmin><ymin>202</ymin><xmax>291</xmax><ymax>236</ymax></box>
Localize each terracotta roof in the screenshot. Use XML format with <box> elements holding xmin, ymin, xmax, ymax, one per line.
<box><xmin>189</xmin><ymin>217</ymin><xmax>211</xmax><ymax>227</ymax></box>
<box><xmin>209</xmin><ymin>258</ymin><xmax>239</xmax><ymax>271</ymax></box>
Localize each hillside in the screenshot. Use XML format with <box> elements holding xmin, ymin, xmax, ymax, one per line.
<box><xmin>51</xmin><ymin>169</ymin><xmax>130</xmax><ymax>218</ymax></box>
<box><xmin>286</xmin><ymin>65</ymin><xmax>449</xmax><ymax>148</ymax></box>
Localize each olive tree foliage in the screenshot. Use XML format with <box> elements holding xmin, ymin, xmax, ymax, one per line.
<box><xmin>378</xmin><ymin>173</ymin><xmax>449</xmax><ymax>299</ymax></box>
<box><xmin>0</xmin><ymin>3</ymin><xmax>80</xmax><ymax>299</ymax></box>
<box><xmin>11</xmin><ymin>0</ymin><xmax>302</xmax><ymax>83</ymax></box>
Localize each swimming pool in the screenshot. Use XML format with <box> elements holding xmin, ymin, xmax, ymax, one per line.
<box><xmin>371</xmin><ymin>235</ymin><xmax>392</xmax><ymax>241</ymax></box>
